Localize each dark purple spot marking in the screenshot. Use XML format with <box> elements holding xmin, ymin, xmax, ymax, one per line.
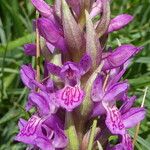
<box><xmin>123</xmin><ymin>134</ymin><xmax>133</xmax><ymax>149</ymax></box>
<box><xmin>108</xmin><ymin>106</ymin><xmax>124</xmax><ymax>131</ymax></box>
<box><xmin>61</xmin><ymin>86</ymin><xmax>82</xmax><ymax>106</ymax></box>
<box><xmin>20</xmin><ymin>116</ymin><xmax>41</xmax><ymax>136</ymax></box>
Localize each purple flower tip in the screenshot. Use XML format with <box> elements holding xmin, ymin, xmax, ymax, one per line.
<box><xmin>108</xmin><ymin>14</ymin><xmax>134</xmax><ymax>33</ymax></box>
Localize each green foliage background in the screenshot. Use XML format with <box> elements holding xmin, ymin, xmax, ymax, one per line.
<box><xmin>0</xmin><ymin>0</ymin><xmax>150</xmax><ymax>149</ymax></box>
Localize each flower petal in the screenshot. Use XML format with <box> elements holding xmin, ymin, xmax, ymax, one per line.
<box><xmin>90</xmin><ymin>0</ymin><xmax>102</xmax><ymax>18</ymax></box>
<box><xmin>91</xmin><ymin>102</ymin><xmax>106</xmax><ymax>117</ymax></box>
<box><xmin>103</xmin><ymin>103</ymin><xmax>126</xmax><ymax>135</ymax></box>
<box><xmin>119</xmin><ymin>96</ymin><xmax>136</xmax><ymax>114</ymax></box>
<box><xmin>37</xmin><ymin>18</ymin><xmax>67</xmax><ymax>52</ymax></box>
<box><xmin>122</xmin><ymin>107</ymin><xmax>146</xmax><ymax>128</ymax></box>
<box><xmin>52</xmin><ymin>125</ymin><xmax>68</xmax><ymax>148</ymax></box>
<box><xmin>20</xmin><ymin>65</ymin><xmax>36</xmax><ymax>89</ymax></box>
<box><xmin>46</xmin><ymin>42</ymin><xmax>55</xmax><ymax>54</ymax></box>
<box><xmin>107</xmin><ymin>69</ymin><xmax>126</xmax><ymax>88</ymax></box>
<box><xmin>24</xmin><ymin>43</ymin><xmax>36</xmax><ymax>56</ymax></box>
<box><xmin>79</xmin><ymin>54</ymin><xmax>92</xmax><ymax>74</ymax></box>
<box><xmin>18</xmin><ymin>118</ymin><xmax>27</xmax><ymax>130</ymax></box>
<box><xmin>27</xmin><ymin>91</ymin><xmax>58</xmax><ymax>115</ymax></box>
<box><xmin>31</xmin><ymin>0</ymin><xmax>53</xmax><ymax>18</ymax></box>
<box><xmin>108</xmin><ymin>14</ymin><xmax>134</xmax><ymax>33</ymax></box>
<box><xmin>35</xmin><ymin>137</ymin><xmax>55</xmax><ymax>150</ymax></box>
<box><xmin>56</xmin><ymin>85</ymin><xmax>85</xmax><ymax>111</ymax></box>
<box><xmin>107</xmin><ymin>133</ymin><xmax>133</xmax><ymax>150</ymax></box>
<box><xmin>91</xmin><ymin>74</ymin><xmax>104</xmax><ymax>102</ymax></box>
<box><xmin>121</xmin><ymin>133</ymin><xmax>133</xmax><ymax>150</ymax></box>
<box><xmin>47</xmin><ymin>62</ymin><xmax>61</xmax><ymax>77</ymax></box>
<box><xmin>27</xmin><ymin>92</ymin><xmax>50</xmax><ymax>115</ymax></box>
<box><xmin>15</xmin><ymin>115</ymin><xmax>43</xmax><ymax>145</ymax></box>
<box><xmin>103</xmin><ymin>45</ymin><xmax>143</xmax><ymax>70</ymax></box>
<box><xmin>103</xmin><ymin>82</ymin><xmax>129</xmax><ymax>102</ymax></box>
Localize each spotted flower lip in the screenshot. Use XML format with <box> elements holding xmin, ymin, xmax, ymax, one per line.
<box><xmin>15</xmin><ymin>115</ymin><xmax>68</xmax><ymax>150</ymax></box>
<box><xmin>56</xmin><ymin>85</ymin><xmax>85</xmax><ymax>111</ymax></box>
<box><xmin>91</xmin><ymin>69</ymin><xmax>145</xmax><ymax>150</ymax></box>
<box><xmin>46</xmin><ymin>55</ymin><xmax>91</xmax><ymax>111</ymax></box>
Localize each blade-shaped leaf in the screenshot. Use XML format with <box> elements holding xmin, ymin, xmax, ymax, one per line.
<box><xmin>62</xmin><ymin>0</ymin><xmax>85</xmax><ymax>62</ymax></box>
<box><xmin>85</xmin><ymin>10</ymin><xmax>101</xmax><ymax>69</ymax></box>
<box><xmin>96</xmin><ymin>0</ymin><xmax>110</xmax><ymax>37</ymax></box>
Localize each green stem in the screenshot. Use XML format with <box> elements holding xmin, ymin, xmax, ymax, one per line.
<box><xmin>65</xmin><ymin>112</ymin><xmax>79</xmax><ymax>150</ymax></box>
<box><xmin>88</xmin><ymin>119</ymin><xmax>98</xmax><ymax>150</ymax></box>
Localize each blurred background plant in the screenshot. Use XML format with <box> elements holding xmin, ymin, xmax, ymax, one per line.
<box><xmin>0</xmin><ymin>0</ymin><xmax>150</xmax><ymax>149</ymax></box>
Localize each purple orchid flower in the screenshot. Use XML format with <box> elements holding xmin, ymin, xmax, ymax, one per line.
<box><xmin>46</xmin><ymin>54</ymin><xmax>91</xmax><ymax>111</ymax></box>
<box><xmin>103</xmin><ymin>44</ymin><xmax>143</xmax><ymax>71</ymax></box>
<box><xmin>26</xmin><ymin>91</ymin><xmax>58</xmax><ymax>116</ymax></box>
<box><xmin>16</xmin><ymin>0</ymin><xmax>146</xmax><ymax>149</ymax></box>
<box><xmin>91</xmin><ymin>69</ymin><xmax>145</xmax><ymax>149</ymax></box>
<box><xmin>15</xmin><ymin>115</ymin><xmax>68</xmax><ymax>150</ymax></box>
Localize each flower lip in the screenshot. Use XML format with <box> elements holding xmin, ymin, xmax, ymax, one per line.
<box><xmin>56</xmin><ymin>85</ymin><xmax>85</xmax><ymax>111</ymax></box>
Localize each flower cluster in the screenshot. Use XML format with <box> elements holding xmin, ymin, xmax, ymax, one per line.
<box><xmin>15</xmin><ymin>0</ymin><xmax>146</xmax><ymax>150</ymax></box>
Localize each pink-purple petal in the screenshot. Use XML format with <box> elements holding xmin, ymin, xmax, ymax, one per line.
<box><xmin>35</xmin><ymin>137</ymin><xmax>55</xmax><ymax>150</ymax></box>
<box><xmin>103</xmin><ymin>82</ymin><xmax>129</xmax><ymax>102</ymax></box>
<box><xmin>20</xmin><ymin>65</ymin><xmax>36</xmax><ymax>89</ymax></box>
<box><xmin>91</xmin><ymin>74</ymin><xmax>104</xmax><ymax>102</ymax></box>
<box><xmin>122</xmin><ymin>107</ymin><xmax>146</xmax><ymax>128</ymax></box>
<box><xmin>24</xmin><ymin>43</ymin><xmax>36</xmax><ymax>56</ymax></box>
<box><xmin>27</xmin><ymin>92</ymin><xmax>50</xmax><ymax>116</ymax></box>
<box><xmin>15</xmin><ymin>115</ymin><xmax>43</xmax><ymax>145</ymax></box>
<box><xmin>119</xmin><ymin>96</ymin><xmax>136</xmax><ymax>114</ymax></box>
<box><xmin>37</xmin><ymin>18</ymin><xmax>67</xmax><ymax>52</ymax></box>
<box><xmin>103</xmin><ymin>45</ymin><xmax>143</xmax><ymax>70</ymax></box>
<box><xmin>90</xmin><ymin>0</ymin><xmax>102</xmax><ymax>18</ymax></box>
<box><xmin>79</xmin><ymin>54</ymin><xmax>92</xmax><ymax>74</ymax></box>
<box><xmin>52</xmin><ymin>125</ymin><xmax>68</xmax><ymax>148</ymax></box>
<box><xmin>31</xmin><ymin>0</ymin><xmax>53</xmax><ymax>18</ymax></box>
<box><xmin>46</xmin><ymin>62</ymin><xmax>61</xmax><ymax>77</ymax></box>
<box><xmin>108</xmin><ymin>14</ymin><xmax>134</xmax><ymax>33</ymax></box>
<box><xmin>103</xmin><ymin>104</ymin><xmax>126</xmax><ymax>135</ymax></box>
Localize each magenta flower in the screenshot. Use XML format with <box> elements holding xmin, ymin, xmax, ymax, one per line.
<box><xmin>16</xmin><ymin>0</ymin><xmax>146</xmax><ymax>149</ymax></box>
<box><xmin>15</xmin><ymin>115</ymin><xmax>68</xmax><ymax>150</ymax></box>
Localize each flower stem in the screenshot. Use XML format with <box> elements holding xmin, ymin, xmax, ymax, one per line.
<box><xmin>132</xmin><ymin>87</ymin><xmax>148</xmax><ymax>147</ymax></box>
<box><xmin>88</xmin><ymin>119</ymin><xmax>97</xmax><ymax>150</ymax></box>
<box><xmin>36</xmin><ymin>11</ymin><xmax>40</xmax><ymax>82</ymax></box>
<box><xmin>65</xmin><ymin>112</ymin><xmax>79</xmax><ymax>150</ymax></box>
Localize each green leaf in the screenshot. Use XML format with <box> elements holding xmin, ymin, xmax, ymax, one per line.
<box><xmin>62</xmin><ymin>0</ymin><xmax>85</xmax><ymax>62</ymax></box>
